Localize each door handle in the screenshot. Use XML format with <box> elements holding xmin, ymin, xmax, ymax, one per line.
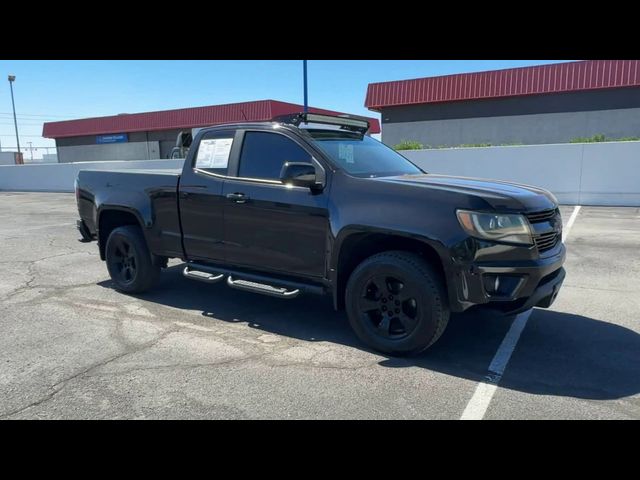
<box><xmin>179</xmin><ymin>185</ymin><xmax>207</xmax><ymax>199</ymax></box>
<box><xmin>226</xmin><ymin>192</ymin><xmax>249</xmax><ymax>204</ymax></box>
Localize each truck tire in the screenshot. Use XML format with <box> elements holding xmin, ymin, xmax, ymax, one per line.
<box><xmin>345</xmin><ymin>251</ymin><xmax>449</xmax><ymax>356</ymax></box>
<box><xmin>105</xmin><ymin>225</ymin><xmax>161</xmax><ymax>293</ymax></box>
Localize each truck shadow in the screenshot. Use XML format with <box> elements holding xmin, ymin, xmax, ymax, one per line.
<box><xmin>100</xmin><ymin>264</ymin><xmax>640</xmax><ymax>402</ymax></box>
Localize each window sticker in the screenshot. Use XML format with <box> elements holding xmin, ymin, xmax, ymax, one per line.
<box><xmin>195</xmin><ymin>138</ymin><xmax>233</xmax><ymax>169</ymax></box>
<box><xmin>338</xmin><ymin>143</ymin><xmax>355</xmax><ymax>164</ymax></box>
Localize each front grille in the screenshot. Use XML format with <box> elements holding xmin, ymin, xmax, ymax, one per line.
<box><xmin>534</xmin><ymin>231</ymin><xmax>560</xmax><ymax>252</ymax></box>
<box><xmin>526</xmin><ymin>208</ymin><xmax>562</xmax><ymax>253</ymax></box>
<box><xmin>525</xmin><ymin>208</ymin><xmax>558</xmax><ymax>223</ymax></box>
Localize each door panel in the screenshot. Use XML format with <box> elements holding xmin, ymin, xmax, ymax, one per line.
<box><xmin>179</xmin><ymin>176</ymin><xmax>226</xmax><ymax>262</ymax></box>
<box><xmin>178</xmin><ymin>129</ymin><xmax>239</xmax><ymax>262</ymax></box>
<box><xmin>223</xmin><ymin>179</ymin><xmax>329</xmax><ymax>277</ymax></box>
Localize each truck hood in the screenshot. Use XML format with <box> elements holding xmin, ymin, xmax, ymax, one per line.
<box><xmin>378</xmin><ymin>174</ymin><xmax>558</xmax><ymax>211</ymax></box>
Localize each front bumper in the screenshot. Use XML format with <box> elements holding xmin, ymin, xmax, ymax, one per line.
<box><xmin>449</xmin><ymin>244</ymin><xmax>566</xmax><ymax>314</ymax></box>
<box><xmin>518</xmin><ymin>266</ymin><xmax>565</xmax><ymax>312</ymax></box>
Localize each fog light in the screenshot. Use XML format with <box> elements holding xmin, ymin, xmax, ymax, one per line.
<box><xmin>483</xmin><ymin>274</ymin><xmax>524</xmax><ymax>297</ymax></box>
<box><xmin>483</xmin><ymin>275</ymin><xmax>500</xmax><ymax>294</ymax></box>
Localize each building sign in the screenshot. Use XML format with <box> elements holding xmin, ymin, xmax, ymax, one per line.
<box><xmin>96</xmin><ymin>133</ymin><xmax>128</xmax><ymax>144</ymax></box>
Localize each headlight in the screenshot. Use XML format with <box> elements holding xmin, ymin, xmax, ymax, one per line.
<box><xmin>456</xmin><ymin>210</ymin><xmax>533</xmax><ymax>245</ymax></box>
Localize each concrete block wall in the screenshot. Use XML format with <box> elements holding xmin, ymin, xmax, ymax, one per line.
<box><xmin>1</xmin><ymin>142</ymin><xmax>639</xmax><ymax>206</ymax></box>
<box><xmin>0</xmin><ymin>159</ymin><xmax>184</xmax><ymax>193</ymax></box>
<box><xmin>403</xmin><ymin>141</ymin><xmax>640</xmax><ymax>206</ymax></box>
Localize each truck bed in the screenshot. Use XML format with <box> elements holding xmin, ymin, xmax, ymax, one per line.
<box><xmin>76</xmin><ymin>168</ymin><xmax>183</xmax><ymax>258</ymax></box>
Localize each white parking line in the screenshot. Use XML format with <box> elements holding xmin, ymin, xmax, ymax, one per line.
<box><xmin>460</xmin><ymin>309</ymin><xmax>532</xmax><ymax>420</ymax></box>
<box><xmin>460</xmin><ymin>205</ymin><xmax>581</xmax><ymax>420</ymax></box>
<box><xmin>562</xmin><ymin>205</ymin><xmax>581</xmax><ymax>242</ymax></box>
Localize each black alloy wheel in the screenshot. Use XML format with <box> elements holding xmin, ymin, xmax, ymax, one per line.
<box><xmin>345</xmin><ymin>251</ymin><xmax>450</xmax><ymax>356</ymax></box>
<box><xmin>359</xmin><ymin>274</ymin><xmax>420</xmax><ymax>340</ymax></box>
<box><xmin>105</xmin><ymin>225</ymin><xmax>161</xmax><ymax>293</ymax></box>
<box><xmin>110</xmin><ymin>236</ymin><xmax>138</xmax><ymax>285</ymax></box>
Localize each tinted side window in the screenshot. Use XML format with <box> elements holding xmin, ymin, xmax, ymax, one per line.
<box><xmin>238</xmin><ymin>132</ymin><xmax>311</xmax><ymax>181</ymax></box>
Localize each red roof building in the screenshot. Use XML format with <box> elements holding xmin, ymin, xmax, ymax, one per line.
<box><xmin>365</xmin><ymin>60</ymin><xmax>640</xmax><ymax>110</ymax></box>
<box><xmin>365</xmin><ymin>60</ymin><xmax>640</xmax><ymax>147</ymax></box>
<box><xmin>44</xmin><ymin>99</ymin><xmax>380</xmax><ymax>139</ymax></box>
<box><xmin>44</xmin><ymin>99</ymin><xmax>380</xmax><ymax>163</ymax></box>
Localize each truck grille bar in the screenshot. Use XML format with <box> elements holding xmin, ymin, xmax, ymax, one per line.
<box><xmin>533</xmin><ymin>231</ymin><xmax>560</xmax><ymax>252</ymax></box>
<box><xmin>526</xmin><ymin>208</ymin><xmax>562</xmax><ymax>253</ymax></box>
<box><xmin>525</xmin><ymin>208</ymin><xmax>558</xmax><ymax>223</ymax></box>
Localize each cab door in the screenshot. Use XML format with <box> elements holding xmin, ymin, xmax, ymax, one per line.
<box><xmin>222</xmin><ymin>129</ymin><xmax>330</xmax><ymax>278</ymax></box>
<box><xmin>179</xmin><ymin>128</ymin><xmax>240</xmax><ymax>262</ymax></box>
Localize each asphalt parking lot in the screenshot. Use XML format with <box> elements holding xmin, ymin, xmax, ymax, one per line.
<box><xmin>0</xmin><ymin>192</ymin><xmax>638</xmax><ymax>419</ymax></box>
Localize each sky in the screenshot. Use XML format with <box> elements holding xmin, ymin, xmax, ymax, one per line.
<box><xmin>0</xmin><ymin>60</ymin><xmax>572</xmax><ymax>158</ymax></box>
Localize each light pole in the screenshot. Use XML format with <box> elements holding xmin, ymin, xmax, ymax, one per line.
<box><xmin>303</xmin><ymin>60</ymin><xmax>308</xmax><ymax>113</ymax></box>
<box><xmin>8</xmin><ymin>75</ymin><xmax>21</xmax><ymax>154</ymax></box>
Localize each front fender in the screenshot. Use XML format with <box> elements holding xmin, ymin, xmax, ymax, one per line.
<box><xmin>329</xmin><ymin>225</ymin><xmax>454</xmax><ymax>310</ymax></box>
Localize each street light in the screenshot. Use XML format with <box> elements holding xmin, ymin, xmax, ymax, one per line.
<box><xmin>8</xmin><ymin>74</ymin><xmax>21</xmax><ymax>154</ymax></box>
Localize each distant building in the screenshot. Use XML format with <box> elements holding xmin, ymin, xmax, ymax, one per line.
<box><xmin>0</xmin><ymin>152</ymin><xmax>23</xmax><ymax>165</ymax></box>
<box><xmin>365</xmin><ymin>60</ymin><xmax>640</xmax><ymax>147</ymax></box>
<box><xmin>0</xmin><ymin>152</ymin><xmax>16</xmax><ymax>165</ymax></box>
<box><xmin>43</xmin><ymin>99</ymin><xmax>381</xmax><ymax>163</ymax></box>
<box><xmin>32</xmin><ymin>153</ymin><xmax>58</xmax><ymax>164</ymax></box>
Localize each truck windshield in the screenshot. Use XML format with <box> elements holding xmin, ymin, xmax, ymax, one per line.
<box><xmin>306</xmin><ymin>130</ymin><xmax>424</xmax><ymax>178</ymax></box>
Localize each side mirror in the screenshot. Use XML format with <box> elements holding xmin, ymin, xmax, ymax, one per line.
<box><xmin>280</xmin><ymin>162</ymin><xmax>320</xmax><ymax>189</ymax></box>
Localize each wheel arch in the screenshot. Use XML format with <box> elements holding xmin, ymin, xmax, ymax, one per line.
<box><xmin>331</xmin><ymin>228</ymin><xmax>450</xmax><ymax>311</ymax></box>
<box><xmin>97</xmin><ymin>207</ymin><xmax>147</xmax><ymax>260</ymax></box>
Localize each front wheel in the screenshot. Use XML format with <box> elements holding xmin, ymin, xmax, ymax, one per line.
<box><xmin>105</xmin><ymin>225</ymin><xmax>160</xmax><ymax>293</ymax></box>
<box><xmin>345</xmin><ymin>251</ymin><xmax>450</xmax><ymax>356</ymax></box>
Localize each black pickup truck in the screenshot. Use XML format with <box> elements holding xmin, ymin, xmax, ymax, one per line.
<box><xmin>76</xmin><ymin>113</ymin><xmax>566</xmax><ymax>355</ymax></box>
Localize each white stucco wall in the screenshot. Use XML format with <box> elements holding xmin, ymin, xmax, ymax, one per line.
<box><xmin>1</xmin><ymin>142</ymin><xmax>639</xmax><ymax>206</ymax></box>
<box><xmin>0</xmin><ymin>159</ymin><xmax>184</xmax><ymax>193</ymax></box>
<box><xmin>403</xmin><ymin>141</ymin><xmax>640</xmax><ymax>206</ymax></box>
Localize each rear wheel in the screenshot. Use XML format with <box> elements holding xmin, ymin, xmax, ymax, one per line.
<box><xmin>345</xmin><ymin>251</ymin><xmax>449</xmax><ymax>356</ymax></box>
<box><xmin>105</xmin><ymin>225</ymin><xmax>160</xmax><ymax>293</ymax></box>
